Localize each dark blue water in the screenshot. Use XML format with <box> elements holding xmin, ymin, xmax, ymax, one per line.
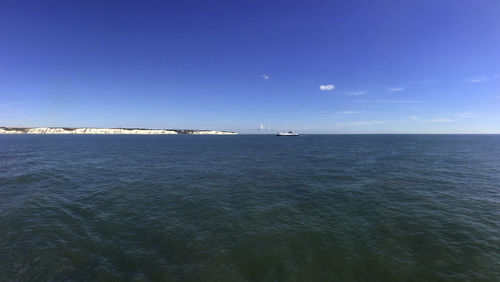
<box><xmin>1</xmin><ymin>135</ymin><xmax>499</xmax><ymax>281</ymax></box>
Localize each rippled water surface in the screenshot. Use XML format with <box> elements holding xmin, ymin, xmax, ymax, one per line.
<box><xmin>1</xmin><ymin>135</ymin><xmax>499</xmax><ymax>281</ymax></box>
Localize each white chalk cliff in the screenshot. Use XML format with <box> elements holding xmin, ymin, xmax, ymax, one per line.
<box><xmin>0</xmin><ymin>127</ymin><xmax>237</xmax><ymax>135</ymax></box>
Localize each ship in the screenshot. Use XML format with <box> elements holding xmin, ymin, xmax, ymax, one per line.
<box><xmin>276</xmin><ymin>131</ymin><xmax>299</xmax><ymax>136</ymax></box>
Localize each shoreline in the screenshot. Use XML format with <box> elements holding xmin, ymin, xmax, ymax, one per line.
<box><xmin>0</xmin><ymin>127</ymin><xmax>237</xmax><ymax>135</ymax></box>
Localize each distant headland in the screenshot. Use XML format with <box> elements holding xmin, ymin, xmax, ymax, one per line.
<box><xmin>0</xmin><ymin>127</ymin><xmax>237</xmax><ymax>135</ymax></box>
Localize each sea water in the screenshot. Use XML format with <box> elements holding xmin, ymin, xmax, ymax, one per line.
<box><xmin>1</xmin><ymin>135</ymin><xmax>499</xmax><ymax>280</ymax></box>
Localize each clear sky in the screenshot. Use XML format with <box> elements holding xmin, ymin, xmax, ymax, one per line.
<box><xmin>1</xmin><ymin>0</ymin><xmax>499</xmax><ymax>133</ymax></box>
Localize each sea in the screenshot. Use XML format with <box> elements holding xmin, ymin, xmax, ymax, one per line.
<box><xmin>0</xmin><ymin>134</ymin><xmax>499</xmax><ymax>281</ymax></box>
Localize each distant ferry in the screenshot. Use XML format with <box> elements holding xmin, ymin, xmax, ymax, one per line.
<box><xmin>276</xmin><ymin>131</ymin><xmax>299</xmax><ymax>136</ymax></box>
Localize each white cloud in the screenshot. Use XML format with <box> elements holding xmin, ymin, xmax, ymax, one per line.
<box><xmin>465</xmin><ymin>74</ymin><xmax>499</xmax><ymax>83</ymax></box>
<box><xmin>388</xmin><ymin>87</ymin><xmax>405</xmax><ymax>92</ymax></box>
<box><xmin>319</xmin><ymin>84</ymin><xmax>335</xmax><ymax>91</ymax></box>
<box><xmin>346</xmin><ymin>90</ymin><xmax>367</xmax><ymax>96</ymax></box>
<box><xmin>408</xmin><ymin>115</ymin><xmax>419</xmax><ymax>120</ymax></box>
<box><xmin>261</xmin><ymin>74</ymin><xmax>270</xmax><ymax>80</ymax></box>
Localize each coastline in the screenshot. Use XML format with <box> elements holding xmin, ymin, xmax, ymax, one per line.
<box><xmin>0</xmin><ymin>127</ymin><xmax>237</xmax><ymax>135</ymax></box>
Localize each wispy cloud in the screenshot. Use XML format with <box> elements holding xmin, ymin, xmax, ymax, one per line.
<box><xmin>319</xmin><ymin>84</ymin><xmax>335</xmax><ymax>91</ymax></box>
<box><xmin>258</xmin><ymin>124</ymin><xmax>272</xmax><ymax>131</ymax></box>
<box><xmin>387</xmin><ymin>87</ymin><xmax>405</xmax><ymax>92</ymax></box>
<box><xmin>0</xmin><ymin>102</ymin><xmax>34</xmax><ymax>125</ymax></box>
<box><xmin>354</xmin><ymin>99</ymin><xmax>427</xmax><ymax>104</ymax></box>
<box><xmin>408</xmin><ymin>80</ymin><xmax>437</xmax><ymax>84</ymax></box>
<box><xmin>306</xmin><ymin>111</ymin><xmax>365</xmax><ymax>121</ymax></box>
<box><xmin>453</xmin><ymin>112</ymin><xmax>478</xmax><ymax>119</ymax></box>
<box><xmin>465</xmin><ymin>74</ymin><xmax>499</xmax><ymax>83</ymax></box>
<box><xmin>408</xmin><ymin>113</ymin><xmax>478</xmax><ymax>123</ymax></box>
<box><xmin>426</xmin><ymin>118</ymin><xmax>456</xmax><ymax>123</ymax></box>
<box><xmin>261</xmin><ymin>74</ymin><xmax>270</xmax><ymax>80</ymax></box>
<box><xmin>336</xmin><ymin>111</ymin><xmax>359</xmax><ymax>115</ymax></box>
<box><xmin>335</xmin><ymin>120</ymin><xmax>383</xmax><ymax>127</ymax></box>
<box><xmin>465</xmin><ymin>77</ymin><xmax>488</xmax><ymax>83</ymax></box>
<box><xmin>346</xmin><ymin>90</ymin><xmax>367</xmax><ymax>96</ymax></box>
<box><xmin>0</xmin><ymin>103</ymin><xmax>27</xmax><ymax>115</ymax></box>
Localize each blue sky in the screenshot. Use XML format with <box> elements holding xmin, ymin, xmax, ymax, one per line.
<box><xmin>1</xmin><ymin>0</ymin><xmax>499</xmax><ymax>133</ymax></box>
